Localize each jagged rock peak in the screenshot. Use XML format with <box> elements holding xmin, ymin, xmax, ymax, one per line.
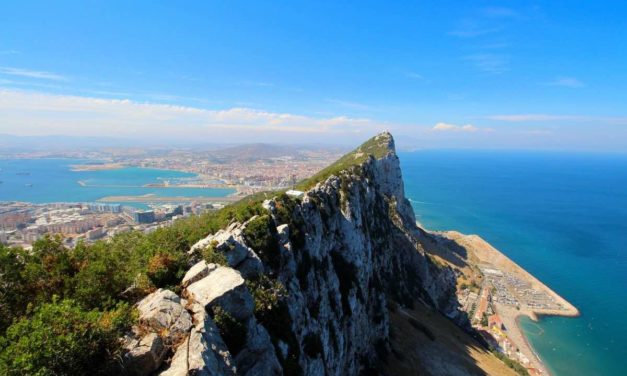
<box><xmin>358</xmin><ymin>131</ymin><xmax>396</xmax><ymax>158</ymax></box>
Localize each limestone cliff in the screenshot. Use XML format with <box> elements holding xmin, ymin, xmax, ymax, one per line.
<box><xmin>124</xmin><ymin>132</ymin><xmax>464</xmax><ymax>375</ymax></box>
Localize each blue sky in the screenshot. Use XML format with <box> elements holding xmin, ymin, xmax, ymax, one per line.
<box><xmin>1</xmin><ymin>1</ymin><xmax>626</xmax><ymax>150</ymax></box>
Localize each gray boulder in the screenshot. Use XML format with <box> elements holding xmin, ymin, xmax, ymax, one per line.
<box><xmin>186</xmin><ymin>266</ymin><xmax>254</xmax><ymax>320</ymax></box>
<box><xmin>136</xmin><ymin>289</ymin><xmax>192</xmax><ymax>344</ymax></box>
<box><xmin>182</xmin><ymin>260</ymin><xmax>217</xmax><ymax>287</ymax></box>
<box><xmin>123</xmin><ymin>332</ymin><xmax>167</xmax><ymax>376</ymax></box>
<box><xmin>236</xmin><ymin>250</ymin><xmax>264</xmax><ymax>279</ymax></box>
<box><xmin>189</xmin><ymin>225</ymin><xmax>251</xmax><ymax>268</ymax></box>
<box><xmin>234</xmin><ymin>319</ymin><xmax>282</xmax><ymax>376</ymax></box>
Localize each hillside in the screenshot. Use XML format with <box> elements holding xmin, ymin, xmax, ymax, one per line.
<box><xmin>0</xmin><ymin>132</ymin><xmax>517</xmax><ymax>375</ymax></box>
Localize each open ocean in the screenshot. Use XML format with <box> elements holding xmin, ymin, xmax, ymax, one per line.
<box><xmin>0</xmin><ymin>159</ymin><xmax>234</xmax><ymax>205</ymax></box>
<box><xmin>400</xmin><ymin>150</ymin><xmax>627</xmax><ymax>376</ymax></box>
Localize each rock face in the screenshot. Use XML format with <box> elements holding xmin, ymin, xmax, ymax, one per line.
<box><xmin>185</xmin><ymin>266</ymin><xmax>254</xmax><ymax>321</ymax></box>
<box><xmin>124</xmin><ymin>289</ymin><xmax>192</xmax><ymax>375</ymax></box>
<box><xmin>123</xmin><ymin>332</ymin><xmax>167</xmax><ymax>375</ymax></box>
<box><xmin>130</xmin><ymin>132</ymin><xmax>458</xmax><ymax>375</ymax></box>
<box><xmin>136</xmin><ymin>289</ymin><xmax>193</xmax><ymax>345</ymax></box>
<box><xmin>160</xmin><ymin>302</ymin><xmax>236</xmax><ymax>376</ymax></box>
<box><xmin>253</xmin><ymin>132</ymin><xmax>457</xmax><ymax>374</ymax></box>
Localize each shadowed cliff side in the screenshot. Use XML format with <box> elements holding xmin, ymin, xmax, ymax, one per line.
<box><xmin>121</xmin><ymin>132</ymin><xmax>518</xmax><ymax>376</ymax></box>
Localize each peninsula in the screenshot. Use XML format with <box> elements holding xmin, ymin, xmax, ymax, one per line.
<box><xmin>421</xmin><ymin>227</ymin><xmax>579</xmax><ymax>375</ymax></box>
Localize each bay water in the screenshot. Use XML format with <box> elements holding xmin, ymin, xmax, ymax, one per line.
<box><xmin>0</xmin><ymin>159</ymin><xmax>234</xmax><ymax>205</ymax></box>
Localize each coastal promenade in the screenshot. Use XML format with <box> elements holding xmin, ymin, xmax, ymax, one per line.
<box><xmin>420</xmin><ymin>226</ymin><xmax>579</xmax><ymax>376</ymax></box>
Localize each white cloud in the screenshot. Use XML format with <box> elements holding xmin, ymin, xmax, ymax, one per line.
<box><xmin>485</xmin><ymin>114</ymin><xmax>582</xmax><ymax>122</ymax></box>
<box><xmin>326</xmin><ymin>99</ymin><xmax>373</xmax><ymax>111</ymax></box>
<box><xmin>448</xmin><ymin>27</ymin><xmax>500</xmax><ymax>38</ymax></box>
<box><xmin>237</xmin><ymin>80</ymin><xmax>274</xmax><ymax>87</ymax></box>
<box><xmin>405</xmin><ymin>72</ymin><xmax>423</xmax><ymax>80</ymax></box>
<box><xmin>485</xmin><ymin>114</ymin><xmax>627</xmax><ymax>125</ymax></box>
<box><xmin>547</xmin><ymin>77</ymin><xmax>585</xmax><ymax>88</ymax></box>
<box><xmin>463</xmin><ymin>54</ymin><xmax>508</xmax><ymax>73</ymax></box>
<box><xmin>482</xmin><ymin>7</ymin><xmax>518</xmax><ymax>18</ymax></box>
<box><xmin>0</xmin><ymin>67</ymin><xmax>66</xmax><ymax>81</ymax></box>
<box><xmin>0</xmin><ymin>89</ymin><xmax>384</xmax><ymax>142</ymax></box>
<box><xmin>432</xmin><ymin>122</ymin><xmax>491</xmax><ymax>132</ymax></box>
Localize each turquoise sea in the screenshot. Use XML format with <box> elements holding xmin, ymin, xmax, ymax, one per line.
<box><xmin>0</xmin><ymin>159</ymin><xmax>234</xmax><ymax>205</ymax></box>
<box><xmin>400</xmin><ymin>150</ymin><xmax>627</xmax><ymax>376</ymax></box>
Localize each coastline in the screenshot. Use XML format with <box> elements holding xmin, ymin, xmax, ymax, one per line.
<box><xmin>418</xmin><ymin>223</ymin><xmax>579</xmax><ymax>376</ymax></box>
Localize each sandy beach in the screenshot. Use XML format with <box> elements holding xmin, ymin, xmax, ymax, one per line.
<box><xmin>419</xmin><ymin>225</ymin><xmax>579</xmax><ymax>375</ymax></box>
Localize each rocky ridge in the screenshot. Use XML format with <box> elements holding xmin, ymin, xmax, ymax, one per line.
<box><xmin>123</xmin><ymin>132</ymin><xmax>462</xmax><ymax>375</ymax></box>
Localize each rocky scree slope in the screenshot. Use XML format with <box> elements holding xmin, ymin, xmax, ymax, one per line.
<box><xmin>124</xmin><ymin>132</ymin><xmax>459</xmax><ymax>375</ymax></box>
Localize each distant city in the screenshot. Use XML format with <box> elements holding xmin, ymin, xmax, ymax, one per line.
<box><xmin>0</xmin><ymin>143</ymin><xmax>344</xmax><ymax>248</ymax></box>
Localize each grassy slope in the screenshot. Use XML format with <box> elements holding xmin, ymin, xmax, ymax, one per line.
<box><xmin>294</xmin><ymin>132</ymin><xmax>393</xmax><ymax>191</ymax></box>
<box><xmin>385</xmin><ymin>302</ymin><xmax>518</xmax><ymax>376</ymax></box>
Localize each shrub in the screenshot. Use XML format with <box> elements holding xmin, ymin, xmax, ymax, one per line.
<box><xmin>243</xmin><ymin>215</ymin><xmax>280</xmax><ymax>271</ymax></box>
<box><xmin>146</xmin><ymin>252</ymin><xmax>186</xmax><ymax>288</ymax></box>
<box><xmin>0</xmin><ymin>298</ymin><xmax>129</xmax><ymax>375</ymax></box>
<box><xmin>273</xmin><ymin>194</ymin><xmax>306</xmax><ymax>250</ymax></box>
<box><xmin>211</xmin><ymin>307</ymin><xmax>248</xmax><ymax>355</ymax></box>
<box><xmin>247</xmin><ymin>275</ymin><xmax>287</xmax><ymax>321</ymax></box>
<box><xmin>202</xmin><ymin>240</ymin><xmax>228</xmax><ymax>266</ymax></box>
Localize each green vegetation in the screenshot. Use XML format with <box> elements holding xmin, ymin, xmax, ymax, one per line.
<box><xmin>273</xmin><ymin>193</ymin><xmax>306</xmax><ymax>250</ymax></box>
<box><xmin>0</xmin><ymin>191</ymin><xmax>275</xmax><ymax>374</ymax></box>
<box><xmin>0</xmin><ymin>297</ymin><xmax>134</xmax><ymax>375</ymax></box>
<box><xmin>201</xmin><ymin>240</ymin><xmax>228</xmax><ymax>266</ymax></box>
<box><xmin>491</xmin><ymin>350</ymin><xmax>531</xmax><ymax>376</ymax></box>
<box><xmin>0</xmin><ymin>132</ymin><xmax>397</xmax><ymax>374</ymax></box>
<box><xmin>247</xmin><ymin>275</ymin><xmax>287</xmax><ymax>321</ymax></box>
<box><xmin>243</xmin><ymin>215</ymin><xmax>281</xmax><ymax>270</ymax></box>
<box><xmin>295</xmin><ymin>133</ymin><xmax>392</xmax><ymax>191</ymax></box>
<box><xmin>246</xmin><ymin>275</ymin><xmax>302</xmax><ymax>375</ymax></box>
<box><xmin>211</xmin><ymin>306</ymin><xmax>248</xmax><ymax>355</ymax></box>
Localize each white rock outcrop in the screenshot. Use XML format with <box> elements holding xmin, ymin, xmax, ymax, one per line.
<box><xmin>185</xmin><ymin>266</ymin><xmax>254</xmax><ymax>321</ymax></box>
<box><xmin>136</xmin><ymin>289</ymin><xmax>193</xmax><ymax>345</ymax></box>
<box><xmin>123</xmin><ymin>332</ymin><xmax>167</xmax><ymax>376</ymax></box>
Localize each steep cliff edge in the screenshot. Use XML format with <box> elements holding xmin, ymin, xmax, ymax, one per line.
<box><xmin>125</xmin><ymin>132</ymin><xmax>514</xmax><ymax>376</ymax></box>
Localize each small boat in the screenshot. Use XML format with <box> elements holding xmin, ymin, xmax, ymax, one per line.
<box><xmin>16</xmin><ymin>172</ymin><xmax>30</xmax><ymax>176</ymax></box>
<box><xmin>25</xmin><ymin>183</ymin><xmax>33</xmax><ymax>187</ymax></box>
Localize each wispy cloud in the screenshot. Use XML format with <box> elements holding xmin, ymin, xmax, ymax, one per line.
<box><xmin>238</xmin><ymin>80</ymin><xmax>274</xmax><ymax>87</ymax></box>
<box><xmin>404</xmin><ymin>72</ymin><xmax>423</xmax><ymax>80</ymax></box>
<box><xmin>482</xmin><ymin>7</ymin><xmax>518</xmax><ymax>18</ymax></box>
<box><xmin>463</xmin><ymin>54</ymin><xmax>509</xmax><ymax>73</ymax></box>
<box><xmin>484</xmin><ymin>114</ymin><xmax>627</xmax><ymax>125</ymax></box>
<box><xmin>547</xmin><ymin>76</ymin><xmax>585</xmax><ymax>88</ymax></box>
<box><xmin>0</xmin><ymin>50</ymin><xmax>20</xmax><ymax>55</ymax></box>
<box><xmin>431</xmin><ymin>122</ymin><xmax>493</xmax><ymax>132</ymax></box>
<box><xmin>0</xmin><ymin>89</ymin><xmax>385</xmax><ymax>142</ymax></box>
<box><xmin>0</xmin><ymin>67</ymin><xmax>66</xmax><ymax>81</ymax></box>
<box><xmin>326</xmin><ymin>98</ymin><xmax>373</xmax><ymax>111</ymax></box>
<box><xmin>485</xmin><ymin>114</ymin><xmax>582</xmax><ymax>122</ymax></box>
<box><xmin>448</xmin><ymin>27</ymin><xmax>500</xmax><ymax>38</ymax></box>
